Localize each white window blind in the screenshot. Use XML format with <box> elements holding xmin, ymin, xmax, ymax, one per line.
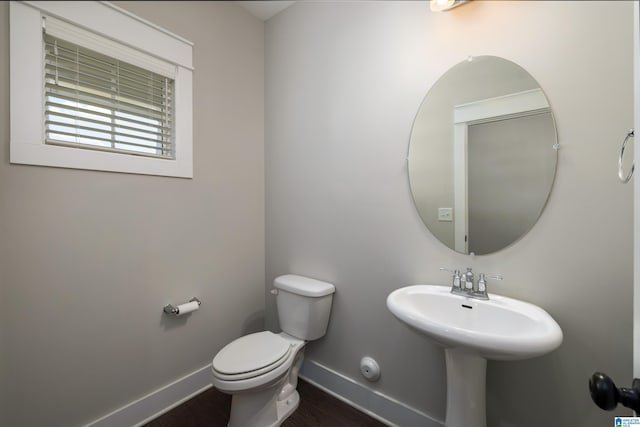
<box><xmin>44</xmin><ymin>32</ymin><xmax>175</xmax><ymax>159</ymax></box>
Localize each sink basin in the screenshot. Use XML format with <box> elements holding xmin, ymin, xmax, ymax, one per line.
<box><xmin>387</xmin><ymin>284</ymin><xmax>563</xmax><ymax>427</ymax></box>
<box><xmin>387</xmin><ymin>285</ymin><xmax>562</xmax><ymax>427</ymax></box>
<box><xmin>386</xmin><ymin>284</ymin><xmax>562</xmax><ymax>360</ymax></box>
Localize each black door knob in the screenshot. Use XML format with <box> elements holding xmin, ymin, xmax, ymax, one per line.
<box><xmin>590</xmin><ymin>372</ymin><xmax>640</xmax><ymax>413</ymax></box>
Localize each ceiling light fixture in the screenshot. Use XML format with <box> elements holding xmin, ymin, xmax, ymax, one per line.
<box><xmin>430</xmin><ymin>0</ymin><xmax>470</xmax><ymax>12</ymax></box>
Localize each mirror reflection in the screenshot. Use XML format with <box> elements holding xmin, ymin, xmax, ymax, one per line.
<box><xmin>408</xmin><ymin>56</ymin><xmax>557</xmax><ymax>255</ymax></box>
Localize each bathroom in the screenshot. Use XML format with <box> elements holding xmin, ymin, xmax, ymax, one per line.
<box><xmin>0</xmin><ymin>1</ymin><xmax>632</xmax><ymax>426</ymax></box>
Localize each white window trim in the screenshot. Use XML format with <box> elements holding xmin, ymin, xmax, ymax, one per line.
<box><xmin>10</xmin><ymin>1</ymin><xmax>194</xmax><ymax>178</ymax></box>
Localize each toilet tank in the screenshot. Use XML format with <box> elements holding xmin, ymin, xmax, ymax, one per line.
<box><xmin>274</xmin><ymin>274</ymin><xmax>335</xmax><ymax>341</ymax></box>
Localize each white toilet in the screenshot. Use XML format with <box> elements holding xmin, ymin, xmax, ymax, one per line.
<box><xmin>211</xmin><ymin>274</ymin><xmax>335</xmax><ymax>427</ymax></box>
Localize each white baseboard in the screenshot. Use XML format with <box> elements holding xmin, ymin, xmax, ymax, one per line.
<box><xmin>84</xmin><ymin>365</ymin><xmax>213</xmax><ymax>427</ymax></box>
<box><xmin>300</xmin><ymin>359</ymin><xmax>444</xmax><ymax>427</ymax></box>
<box><xmin>84</xmin><ymin>359</ymin><xmax>443</xmax><ymax>427</ymax></box>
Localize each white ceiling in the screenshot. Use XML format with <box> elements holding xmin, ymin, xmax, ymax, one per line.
<box><xmin>236</xmin><ymin>1</ymin><xmax>296</xmax><ymax>21</ymax></box>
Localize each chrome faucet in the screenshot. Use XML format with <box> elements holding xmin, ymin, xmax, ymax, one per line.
<box><xmin>462</xmin><ymin>268</ymin><xmax>474</xmax><ymax>291</ymax></box>
<box><xmin>440</xmin><ymin>267</ymin><xmax>503</xmax><ymax>300</ymax></box>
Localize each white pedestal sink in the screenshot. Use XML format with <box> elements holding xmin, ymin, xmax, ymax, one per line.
<box><xmin>386</xmin><ymin>285</ymin><xmax>562</xmax><ymax>427</ymax></box>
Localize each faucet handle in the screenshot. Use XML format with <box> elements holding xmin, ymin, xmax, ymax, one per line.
<box><xmin>477</xmin><ymin>273</ymin><xmax>503</xmax><ymax>292</ymax></box>
<box><xmin>440</xmin><ymin>267</ymin><xmax>462</xmax><ymax>289</ymax></box>
<box><xmin>440</xmin><ymin>267</ymin><xmax>461</xmax><ymax>277</ymax></box>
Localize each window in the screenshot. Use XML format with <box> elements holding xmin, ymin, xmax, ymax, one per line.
<box><xmin>10</xmin><ymin>1</ymin><xmax>193</xmax><ymax>178</ymax></box>
<box><xmin>44</xmin><ymin>34</ymin><xmax>175</xmax><ymax>159</ymax></box>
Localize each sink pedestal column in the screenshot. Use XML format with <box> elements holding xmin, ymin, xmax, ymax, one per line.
<box><xmin>445</xmin><ymin>348</ymin><xmax>487</xmax><ymax>427</ymax></box>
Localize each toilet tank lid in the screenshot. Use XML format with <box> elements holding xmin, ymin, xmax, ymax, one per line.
<box><xmin>274</xmin><ymin>274</ymin><xmax>335</xmax><ymax>297</ymax></box>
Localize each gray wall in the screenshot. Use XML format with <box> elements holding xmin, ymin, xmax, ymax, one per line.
<box><xmin>265</xmin><ymin>1</ymin><xmax>633</xmax><ymax>426</ymax></box>
<box><xmin>0</xmin><ymin>1</ymin><xmax>265</xmax><ymax>426</ymax></box>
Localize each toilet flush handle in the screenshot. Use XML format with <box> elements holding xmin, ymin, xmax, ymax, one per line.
<box><xmin>270</xmin><ymin>289</ymin><xmax>279</xmax><ymax>295</ymax></box>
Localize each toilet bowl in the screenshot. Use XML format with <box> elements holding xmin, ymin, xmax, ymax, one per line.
<box><xmin>212</xmin><ymin>331</ymin><xmax>305</xmax><ymax>427</ymax></box>
<box><xmin>211</xmin><ymin>274</ymin><xmax>335</xmax><ymax>427</ymax></box>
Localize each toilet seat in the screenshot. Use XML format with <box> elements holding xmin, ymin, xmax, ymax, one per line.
<box><xmin>212</xmin><ymin>331</ymin><xmax>292</xmax><ymax>381</ymax></box>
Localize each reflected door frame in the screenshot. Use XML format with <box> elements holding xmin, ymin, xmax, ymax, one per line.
<box><xmin>452</xmin><ymin>88</ymin><xmax>551</xmax><ymax>253</ymax></box>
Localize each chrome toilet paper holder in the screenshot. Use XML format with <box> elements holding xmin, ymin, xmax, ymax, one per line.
<box><xmin>163</xmin><ymin>297</ymin><xmax>201</xmax><ymax>316</ymax></box>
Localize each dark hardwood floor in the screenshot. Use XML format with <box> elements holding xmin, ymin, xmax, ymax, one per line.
<box><xmin>143</xmin><ymin>379</ymin><xmax>388</xmax><ymax>427</ymax></box>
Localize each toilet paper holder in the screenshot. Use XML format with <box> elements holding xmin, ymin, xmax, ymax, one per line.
<box><xmin>163</xmin><ymin>297</ymin><xmax>201</xmax><ymax>316</ymax></box>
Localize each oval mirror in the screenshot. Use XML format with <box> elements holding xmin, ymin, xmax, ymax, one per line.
<box><xmin>408</xmin><ymin>56</ymin><xmax>557</xmax><ymax>255</ymax></box>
